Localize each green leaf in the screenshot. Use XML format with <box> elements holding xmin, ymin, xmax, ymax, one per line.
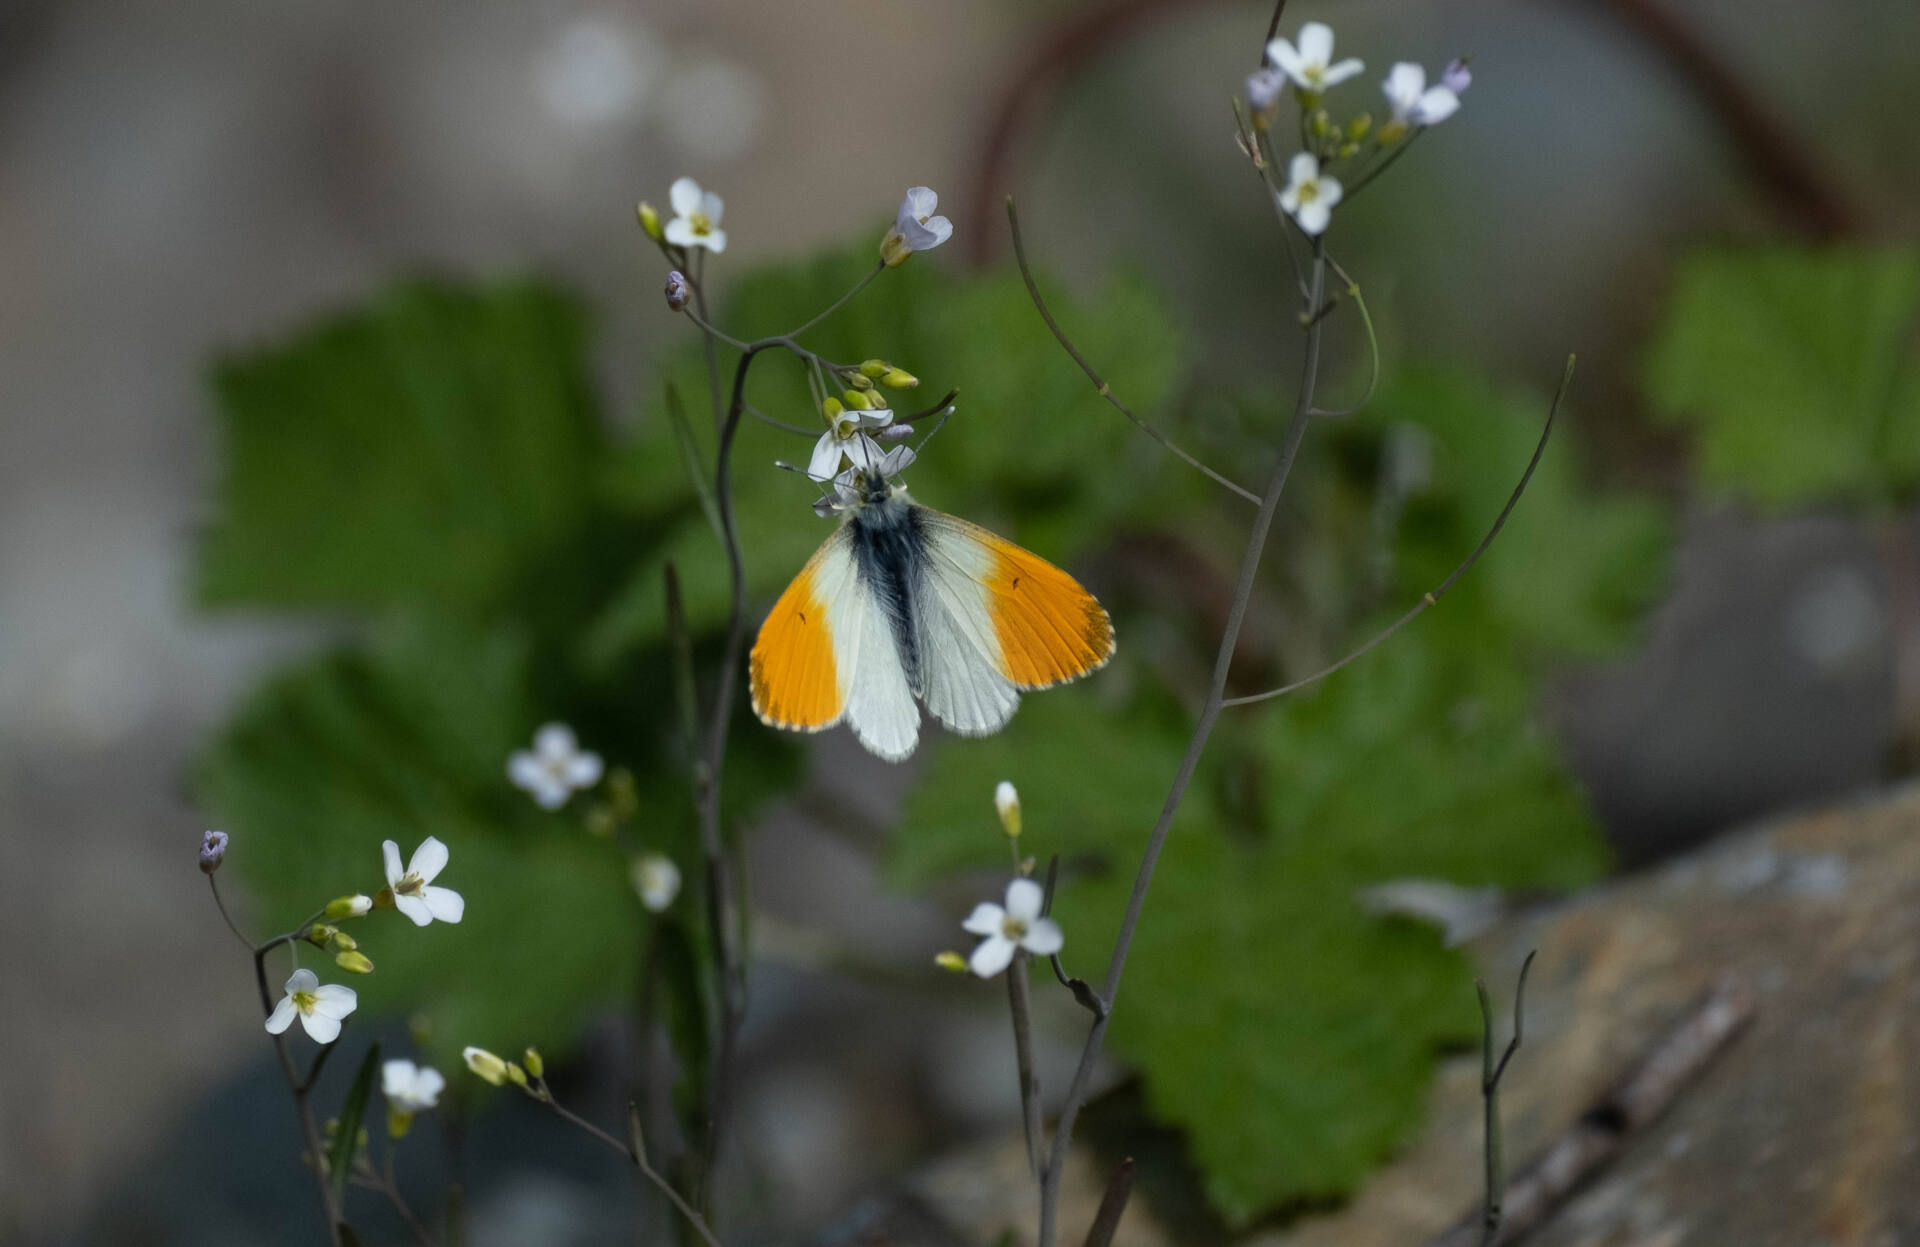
<box><xmin>1645</xmin><ymin>247</ymin><xmax>1920</xmax><ymax>508</ymax></box>
<box><xmin>329</xmin><ymin>1042</ymin><xmax>380</xmax><ymax>1209</ymax></box>
<box><xmin>200</xmin><ymin>278</ymin><xmax>603</xmax><ymax>612</ymax></box>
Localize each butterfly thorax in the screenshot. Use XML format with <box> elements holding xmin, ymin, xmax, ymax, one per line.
<box><xmin>844</xmin><ymin>486</ymin><xmax>925</xmax><ymax>690</ymax></box>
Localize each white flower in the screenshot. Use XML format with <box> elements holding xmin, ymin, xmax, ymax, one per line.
<box><xmin>808</xmin><ymin>408</ymin><xmax>893</xmax><ymax>482</ymax></box>
<box><xmin>463</xmin><ymin>1045</ymin><xmax>511</xmax><ymax>1086</ymax></box>
<box><xmin>508</xmin><ymin>723</ymin><xmax>605</xmax><ymax>810</ymax></box>
<box><xmin>631</xmin><ymin>853</ymin><xmax>681</xmax><ymax>912</ymax></box>
<box><xmin>961</xmin><ymin>878</ymin><xmax>1063</xmax><ymax>979</ymax></box>
<box><xmin>381</xmin><ymin>836</ymin><xmax>466</xmax><ymax>927</ymax></box>
<box><xmin>880</xmin><ymin>186</ymin><xmax>953</xmax><ymax>266</ymax></box>
<box><xmin>1382</xmin><ymin>62</ymin><xmax>1460</xmax><ymax>126</ymax></box>
<box><xmin>1245</xmin><ymin>66</ymin><xmax>1287</xmax><ymax>115</ymax></box>
<box><xmin>1266</xmin><ymin>22</ymin><xmax>1364</xmax><ymax>92</ymax></box>
<box><xmin>664</xmin><ymin>177</ymin><xmax>726</xmax><ymax>253</ymax></box>
<box><xmin>264</xmin><ymin>968</ymin><xmax>358</xmax><ymax>1044</ymax></box>
<box><xmin>382</xmin><ymin>1059</ymin><xmax>446</xmax><ymax>1112</ymax></box>
<box><xmin>1277</xmin><ymin>152</ymin><xmax>1343</xmax><ymax>236</ymax></box>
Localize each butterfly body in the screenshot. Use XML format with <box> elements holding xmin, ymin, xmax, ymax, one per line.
<box><xmin>750</xmin><ymin>477</ymin><xmax>1114</xmax><ymax>761</ymax></box>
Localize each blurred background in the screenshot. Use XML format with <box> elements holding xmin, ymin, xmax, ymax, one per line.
<box><xmin>6</xmin><ymin>1</ymin><xmax>1920</xmax><ymax>1244</ymax></box>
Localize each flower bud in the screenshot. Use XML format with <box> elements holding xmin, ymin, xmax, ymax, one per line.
<box><xmin>859</xmin><ymin>359</ymin><xmax>890</xmax><ymax>378</ymax></box>
<box><xmin>1441</xmin><ymin>57</ymin><xmax>1473</xmax><ymax>96</ymax></box>
<box><xmin>637</xmin><ymin>201</ymin><xmax>663</xmax><ymax>240</ymax></box>
<box><xmin>842</xmin><ymin>388</ymin><xmax>873</xmax><ymax>411</ymax></box>
<box><xmin>847</xmin><ymin>372</ymin><xmax>876</xmax><ymax>391</ymax></box>
<box><xmin>305</xmin><ymin>924</ymin><xmax>338</xmax><ymax>948</ymax></box>
<box><xmin>506</xmin><ymin>1062</ymin><xmax>528</xmax><ymax>1088</ymax></box>
<box><xmin>1309</xmin><ymin>109</ymin><xmax>1332</xmax><ymax>138</ymax></box>
<box><xmin>1245</xmin><ymin>67</ymin><xmax>1285</xmax><ymax>120</ymax></box>
<box><xmin>199</xmin><ymin>830</ymin><xmax>229</xmax><ymax>874</ymax></box>
<box><xmin>994</xmin><ymin>781</ymin><xmax>1021</xmax><ymax>838</ymax></box>
<box><xmin>330</xmin><ymin>930</ymin><xmax>358</xmax><ymax>952</ymax></box>
<box><xmin>935</xmin><ymin>951</ymin><xmax>969</xmax><ymax>973</ymax></box>
<box><xmin>1346</xmin><ymin>113</ymin><xmax>1372</xmax><ymax>141</ymax></box>
<box><xmin>335</xmin><ymin>950</ymin><xmax>375</xmax><ymax>975</ymax></box>
<box><xmin>876</xmin><ymin>423</ymin><xmax>916</xmax><ymax>443</ymax></box>
<box><xmin>326</xmin><ymin>894</ymin><xmax>372</xmax><ymax>919</ymax></box>
<box><xmin>822</xmin><ymin>396</ymin><xmax>845</xmax><ymax>423</ymax></box>
<box><xmin>665</xmin><ymin>270</ymin><xmax>690</xmax><ymax>312</ymax></box>
<box><xmin>523</xmin><ymin>1047</ymin><xmax>545</xmax><ymax>1079</ymax></box>
<box><xmin>464</xmin><ymin>1046</ymin><xmax>510</xmax><ymax>1086</ymax></box>
<box><xmin>881</xmin><ymin>368</ymin><xmax>919</xmax><ymax>390</ymax></box>
<box><xmin>1377</xmin><ymin>118</ymin><xmax>1410</xmax><ymax>146</ymax></box>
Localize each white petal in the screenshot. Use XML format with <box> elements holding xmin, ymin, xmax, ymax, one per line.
<box><xmin>286</xmin><ymin>967</ymin><xmax>320</xmax><ymax>995</ymax></box>
<box><xmin>701</xmin><ymin>191</ymin><xmax>724</xmax><ymax>226</ymax></box>
<box><xmin>854</xmin><ymin>408</ymin><xmax>894</xmax><ymax>430</ymax></box>
<box><xmin>1414</xmin><ymin>88</ymin><xmax>1459</xmax><ymax>124</ymax></box>
<box><xmin>507</xmin><ymin>751</ymin><xmax>546</xmax><ymax>790</ymax></box>
<box><xmin>265</xmin><ymin>996</ymin><xmax>298</xmax><ymax>1034</ymax></box>
<box><xmin>1317</xmin><ymin>174</ymin><xmax>1344</xmax><ymax>209</ymax></box>
<box><xmin>383</xmin><ymin>1060</ymin><xmax>417</xmax><ymax>1099</ymax></box>
<box><xmin>1296</xmin><ymin>22</ymin><xmax>1334</xmax><ymax>66</ymax></box>
<box><xmin>532</xmin><ymin>777</ymin><xmax>571</xmax><ymax>809</ymax></box>
<box><xmin>311</xmin><ymin>983</ymin><xmax>359</xmax><ymax>1019</ymax></box>
<box><xmin>1384</xmin><ymin>62</ymin><xmax>1424</xmax><ymax>112</ymax></box>
<box><xmin>565</xmin><ymin>751</ymin><xmax>604</xmax><ymax>787</ymax></box>
<box><xmin>300</xmin><ymin>1010</ymin><xmax>343</xmax><ymax>1044</ymax></box>
<box><xmin>845</xmin><ymin>433</ymin><xmax>883</xmax><ymax>474</ymax></box>
<box><xmin>1321</xmin><ymin>57</ymin><xmax>1365</xmax><ymax>86</ymax></box>
<box><xmin>1267</xmin><ymin>38</ymin><xmax>1305</xmax><ymax>84</ymax></box>
<box><xmin>1296</xmin><ymin>200</ymin><xmax>1331</xmax><ymax>235</ymax></box>
<box><xmin>382</xmin><ymin>841</ymin><xmax>404</xmax><ymax>887</ymax></box>
<box><xmin>534</xmin><ymin>723</ymin><xmax>576</xmax><ymax>760</ymax></box>
<box><xmin>1278</xmin><ymin>184</ymin><xmax>1301</xmax><ymax>213</ymax></box>
<box><xmin>407</xmin><ymin>836</ymin><xmax>449</xmax><ymax>884</ymax></box>
<box><xmin>903</xmin><ymin>186</ymin><xmax>939</xmax><ymax>223</ymax></box>
<box><xmin>393</xmin><ymin>892</ymin><xmax>434</xmax><ymax>926</ymax></box>
<box><xmin>1004</xmin><ymin>877</ymin><xmax>1045</xmax><ymax>922</ymax></box>
<box><xmin>969</xmin><ymin>935</ymin><xmax>1016</xmax><ymax>979</ymax></box>
<box><xmin>422</xmin><ymin>886</ymin><xmax>465</xmax><ymax>923</ymax></box>
<box><xmin>663</xmin><ymin>219</ymin><xmax>698</xmax><ymax>247</ymax></box>
<box><xmin>413</xmin><ymin>1067</ymin><xmax>445</xmax><ymax>1106</ymax></box>
<box><xmin>1288</xmin><ymin>152</ymin><xmax>1319</xmax><ymax>189</ymax></box>
<box><xmin>669</xmin><ymin>177</ymin><xmax>702</xmax><ymax>218</ymax></box>
<box><xmin>962</xmin><ymin>902</ymin><xmax>1005</xmax><ymax>936</ymax></box>
<box><xmin>809</xmin><ymin>432</ymin><xmax>844</xmax><ymax>482</ymax></box>
<box><xmin>700</xmin><ymin>228</ymin><xmax>728</xmax><ymax>254</ymax></box>
<box><xmin>902</xmin><ymin>212</ymin><xmax>951</xmax><ymax>250</ymax></box>
<box><xmin>878</xmin><ymin>444</ymin><xmax>917</xmax><ymax>477</ymax></box>
<box><xmin>1022</xmin><ymin>917</ymin><xmax>1064</xmax><ymax>957</ymax></box>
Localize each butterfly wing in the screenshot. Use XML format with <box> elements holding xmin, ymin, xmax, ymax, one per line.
<box><xmin>912</xmin><ymin>506</ymin><xmax>1114</xmax><ymax>735</ymax></box>
<box><xmin>750</xmin><ymin>522</ymin><xmax>921</xmax><ymax>761</ymax></box>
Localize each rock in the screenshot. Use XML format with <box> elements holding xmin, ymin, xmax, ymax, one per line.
<box><xmin>880</xmin><ymin>782</ymin><xmax>1920</xmax><ymax>1246</ymax></box>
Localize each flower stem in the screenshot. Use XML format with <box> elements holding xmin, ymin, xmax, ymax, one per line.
<box><xmin>1036</xmin><ymin>236</ymin><xmax>1329</xmax><ymax>1247</ymax></box>
<box><xmin>534</xmin><ymin>1091</ymin><xmax>725</xmax><ymax>1247</ymax></box>
<box><xmin>782</xmin><ymin>261</ymin><xmax>883</xmax><ymax>340</ymax></box>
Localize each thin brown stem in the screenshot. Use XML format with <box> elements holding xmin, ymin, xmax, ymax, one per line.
<box><xmin>1222</xmin><ymin>355</ymin><xmax>1573</xmax><ymax>708</ymax></box>
<box><xmin>253</xmin><ymin>942</ymin><xmax>346</xmax><ymax>1245</ymax></box>
<box><xmin>1008</xmin><ymin>956</ymin><xmax>1045</xmax><ymax>1182</ymax></box>
<box><xmin>1036</xmin><ymin>236</ymin><xmax>1330</xmax><ymax>1247</ymax></box>
<box><xmin>535</xmin><ymin>1092</ymin><xmax>725</xmax><ymax>1247</ymax></box>
<box><xmin>208</xmin><ymin>875</ymin><xmax>254</xmax><ymax>953</ymax></box>
<box><xmin>1005</xmin><ymin>197</ymin><xmax>1260</xmax><ymax>506</ymax></box>
<box><xmin>783</xmin><ymin>261</ymin><xmax>883</xmax><ymax>339</ymax></box>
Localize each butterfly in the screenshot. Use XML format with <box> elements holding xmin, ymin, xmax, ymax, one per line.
<box><xmin>750</xmin><ymin>444</ymin><xmax>1114</xmax><ymax>761</ymax></box>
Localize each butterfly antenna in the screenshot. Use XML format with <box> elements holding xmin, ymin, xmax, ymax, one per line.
<box><xmin>912</xmin><ymin>405</ymin><xmax>956</xmax><ymax>457</ymax></box>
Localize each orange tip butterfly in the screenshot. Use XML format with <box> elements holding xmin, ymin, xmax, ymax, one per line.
<box><xmin>750</xmin><ymin>446</ymin><xmax>1114</xmax><ymax>761</ymax></box>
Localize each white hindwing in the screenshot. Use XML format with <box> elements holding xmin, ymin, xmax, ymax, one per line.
<box><xmin>816</xmin><ymin>523</ymin><xmax>921</xmax><ymax>761</ymax></box>
<box><xmin>912</xmin><ymin>507</ymin><xmax>1021</xmax><ymax>737</ymax></box>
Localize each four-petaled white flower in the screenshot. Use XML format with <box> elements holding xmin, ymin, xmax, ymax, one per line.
<box><xmin>632</xmin><ymin>853</ymin><xmax>682</xmax><ymax>912</ymax></box>
<box><xmin>813</xmin><ymin>445</ymin><xmax>917</xmax><ymax>516</ymax></box>
<box><xmin>962</xmin><ymin>878</ymin><xmax>1063</xmax><ymax>979</ymax></box>
<box><xmin>808</xmin><ymin>408</ymin><xmax>893</xmax><ymax>482</ymax></box>
<box><xmin>382</xmin><ymin>1059</ymin><xmax>445</xmax><ymax>1112</ymax></box>
<box><xmin>664</xmin><ymin>177</ymin><xmax>727</xmax><ymax>253</ymax></box>
<box><xmin>509</xmin><ymin>723</ymin><xmax>604</xmax><ymax>810</ymax></box>
<box><xmin>880</xmin><ymin>186</ymin><xmax>953</xmax><ymax>267</ymax></box>
<box><xmin>1266</xmin><ymin>22</ymin><xmax>1364</xmax><ymax>92</ymax></box>
<box><xmin>264</xmin><ymin>968</ymin><xmax>358</xmax><ymax>1044</ymax></box>
<box><xmin>1382</xmin><ymin>62</ymin><xmax>1461</xmax><ymax>127</ymax></box>
<box><xmin>1278</xmin><ymin>152</ymin><xmax>1343</xmax><ymax>236</ymax></box>
<box><xmin>381</xmin><ymin>836</ymin><xmax>466</xmax><ymax>927</ymax></box>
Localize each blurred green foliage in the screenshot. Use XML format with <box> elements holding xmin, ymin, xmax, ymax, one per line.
<box><xmin>1646</xmin><ymin>246</ymin><xmax>1920</xmax><ymax>509</ymax></box>
<box><xmin>195</xmin><ymin>242</ymin><xmax>1666</xmax><ymax>1227</ymax></box>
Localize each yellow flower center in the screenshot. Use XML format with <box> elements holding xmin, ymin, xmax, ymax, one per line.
<box><xmin>1298</xmin><ymin>181</ymin><xmax>1320</xmax><ymax>203</ymax></box>
<box><xmin>689</xmin><ymin>212</ymin><xmax>712</xmax><ymax>236</ymax></box>
<box><xmin>395</xmin><ymin>873</ymin><xmax>424</xmax><ymax>896</ymax></box>
<box><xmin>292</xmin><ymin>989</ymin><xmax>318</xmax><ymax>1014</ymax></box>
<box><xmin>1002</xmin><ymin>916</ymin><xmax>1029</xmax><ymax>940</ymax></box>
